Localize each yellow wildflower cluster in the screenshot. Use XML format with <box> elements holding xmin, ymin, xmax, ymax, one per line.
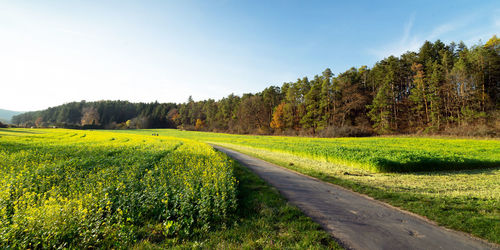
<box><xmin>0</xmin><ymin>128</ymin><xmax>237</xmax><ymax>248</ymax></box>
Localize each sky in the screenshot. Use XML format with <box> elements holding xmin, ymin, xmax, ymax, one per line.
<box><xmin>1</xmin><ymin>0</ymin><xmax>499</xmax><ymax>111</ymax></box>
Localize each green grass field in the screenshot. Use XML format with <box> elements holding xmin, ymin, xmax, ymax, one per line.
<box><xmin>114</xmin><ymin>129</ymin><xmax>500</xmax><ymax>244</ymax></box>
<box><xmin>0</xmin><ymin>129</ymin><xmax>339</xmax><ymax>249</ymax></box>
<box><xmin>112</xmin><ymin>129</ymin><xmax>500</xmax><ymax>173</ymax></box>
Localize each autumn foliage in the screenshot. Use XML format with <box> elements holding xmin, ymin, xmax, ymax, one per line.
<box><xmin>270</xmin><ymin>103</ymin><xmax>285</xmax><ymax>130</ymax></box>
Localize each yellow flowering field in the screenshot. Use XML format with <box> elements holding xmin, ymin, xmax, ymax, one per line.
<box><xmin>0</xmin><ymin>129</ymin><xmax>237</xmax><ymax>248</ymax></box>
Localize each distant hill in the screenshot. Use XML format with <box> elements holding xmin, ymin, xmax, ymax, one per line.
<box><xmin>0</xmin><ymin>109</ymin><xmax>23</xmax><ymax>123</ymax></box>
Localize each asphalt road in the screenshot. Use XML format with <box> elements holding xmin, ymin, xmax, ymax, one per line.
<box><xmin>212</xmin><ymin>145</ymin><xmax>498</xmax><ymax>250</ymax></box>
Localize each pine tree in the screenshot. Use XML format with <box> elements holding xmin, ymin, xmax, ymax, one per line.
<box><xmin>409</xmin><ymin>63</ymin><xmax>429</xmax><ymax>127</ymax></box>
<box><xmin>428</xmin><ymin>61</ymin><xmax>444</xmax><ymax>131</ymax></box>
<box><xmin>301</xmin><ymin>77</ymin><xmax>322</xmax><ymax>134</ymax></box>
<box><xmin>368</xmin><ymin>73</ymin><xmax>393</xmax><ymax>134</ymax></box>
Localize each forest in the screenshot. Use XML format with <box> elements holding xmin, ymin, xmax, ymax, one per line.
<box><xmin>11</xmin><ymin>100</ymin><xmax>178</xmax><ymax>129</ymax></box>
<box><xmin>12</xmin><ymin>36</ymin><xmax>500</xmax><ymax>136</ymax></box>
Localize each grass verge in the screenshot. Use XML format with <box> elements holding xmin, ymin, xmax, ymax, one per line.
<box><xmin>211</xmin><ymin>143</ymin><xmax>500</xmax><ymax>245</ymax></box>
<box><xmin>134</xmin><ymin>161</ymin><xmax>341</xmax><ymax>249</ymax></box>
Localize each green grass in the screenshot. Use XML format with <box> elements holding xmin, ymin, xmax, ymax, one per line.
<box><xmin>134</xmin><ymin>160</ymin><xmax>340</xmax><ymax>249</ymax></box>
<box><xmin>110</xmin><ymin>129</ymin><xmax>500</xmax><ymax>173</ymax></box>
<box><xmin>213</xmin><ymin>144</ymin><xmax>500</xmax><ymax>244</ymax></box>
<box><xmin>0</xmin><ymin>128</ymin><xmax>340</xmax><ymax>249</ymax></box>
<box><xmin>114</xmin><ymin>129</ymin><xmax>500</xmax><ymax>245</ymax></box>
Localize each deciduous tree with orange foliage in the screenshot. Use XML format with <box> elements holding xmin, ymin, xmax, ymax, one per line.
<box><xmin>270</xmin><ymin>102</ymin><xmax>286</xmax><ymax>131</ymax></box>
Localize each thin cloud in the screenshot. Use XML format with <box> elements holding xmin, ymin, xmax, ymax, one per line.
<box><xmin>367</xmin><ymin>13</ymin><xmax>421</xmax><ymax>59</ymax></box>
<box><xmin>494</xmin><ymin>10</ymin><xmax>500</xmax><ymax>28</ymax></box>
<box><xmin>427</xmin><ymin>23</ymin><xmax>457</xmax><ymax>41</ymax></box>
<box><xmin>367</xmin><ymin>10</ymin><xmax>498</xmax><ymax>60</ymax></box>
<box><xmin>401</xmin><ymin>13</ymin><xmax>415</xmax><ymax>44</ymax></box>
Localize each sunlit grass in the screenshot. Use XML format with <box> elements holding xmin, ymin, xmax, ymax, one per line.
<box><xmin>134</xmin><ymin>161</ymin><xmax>340</xmax><ymax>249</ymax></box>
<box><xmin>0</xmin><ymin>128</ymin><xmax>237</xmax><ymax>248</ymax></box>
<box><xmin>114</xmin><ymin>129</ymin><xmax>500</xmax><ymax>244</ymax></box>
<box><xmin>0</xmin><ymin>128</ymin><xmax>342</xmax><ymax>249</ymax></box>
<box><xmin>204</xmin><ymin>143</ymin><xmax>500</xmax><ymax>245</ymax></box>
<box><xmin>111</xmin><ymin>129</ymin><xmax>500</xmax><ymax>173</ymax></box>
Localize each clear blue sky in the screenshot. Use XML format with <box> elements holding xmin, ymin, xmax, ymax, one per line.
<box><xmin>1</xmin><ymin>0</ymin><xmax>498</xmax><ymax>111</ymax></box>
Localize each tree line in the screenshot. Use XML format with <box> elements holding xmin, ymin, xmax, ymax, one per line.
<box><xmin>12</xmin><ymin>100</ymin><xmax>178</xmax><ymax>129</ymax></box>
<box><xmin>12</xmin><ymin>36</ymin><xmax>500</xmax><ymax>136</ymax></box>
<box><xmin>177</xmin><ymin>36</ymin><xmax>499</xmax><ymax>136</ymax></box>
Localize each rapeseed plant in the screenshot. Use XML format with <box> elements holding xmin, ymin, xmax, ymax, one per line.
<box><xmin>0</xmin><ymin>129</ymin><xmax>237</xmax><ymax>248</ymax></box>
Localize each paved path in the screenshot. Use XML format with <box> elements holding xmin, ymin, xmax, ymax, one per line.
<box><xmin>213</xmin><ymin>145</ymin><xmax>497</xmax><ymax>250</ymax></box>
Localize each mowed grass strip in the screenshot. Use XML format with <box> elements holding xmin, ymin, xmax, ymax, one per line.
<box><xmin>111</xmin><ymin>129</ymin><xmax>500</xmax><ymax>173</ymax></box>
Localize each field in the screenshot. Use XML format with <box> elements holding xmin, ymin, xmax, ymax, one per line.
<box><xmin>112</xmin><ymin>130</ymin><xmax>500</xmax><ymax>173</ymax></box>
<box><xmin>0</xmin><ymin>129</ymin><xmax>338</xmax><ymax>249</ymax></box>
<box><xmin>114</xmin><ymin>129</ymin><xmax>500</xmax><ymax>244</ymax></box>
<box><xmin>2</xmin><ymin>128</ymin><xmax>498</xmax><ymax>247</ymax></box>
<box><xmin>0</xmin><ymin>129</ymin><xmax>238</xmax><ymax>248</ymax></box>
